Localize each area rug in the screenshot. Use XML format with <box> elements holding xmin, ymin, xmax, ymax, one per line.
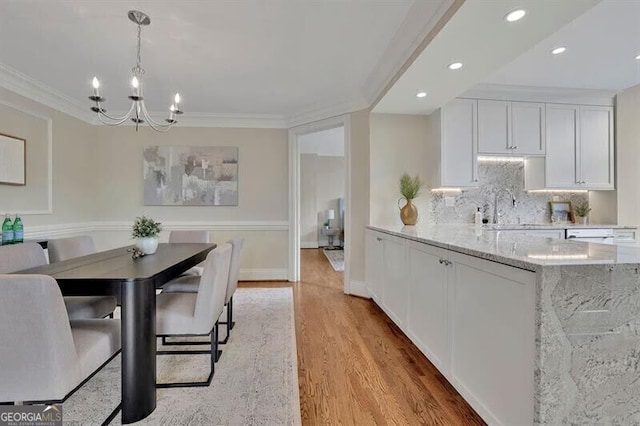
<box><xmin>62</xmin><ymin>287</ymin><xmax>301</xmax><ymax>425</ymax></box>
<box><xmin>323</xmin><ymin>248</ymin><xmax>344</xmax><ymax>271</ymax></box>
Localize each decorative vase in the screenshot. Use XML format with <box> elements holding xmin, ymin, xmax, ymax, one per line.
<box><xmin>136</xmin><ymin>237</ymin><xmax>159</xmax><ymax>255</ymax></box>
<box><xmin>398</xmin><ymin>198</ymin><xmax>418</xmax><ymax>225</ymax></box>
<box><xmin>579</xmin><ymin>216</ymin><xmax>587</xmax><ymax>225</ymax></box>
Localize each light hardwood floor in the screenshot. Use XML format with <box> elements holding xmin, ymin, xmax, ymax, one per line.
<box><xmin>240</xmin><ymin>249</ymin><xmax>485</xmax><ymax>425</ymax></box>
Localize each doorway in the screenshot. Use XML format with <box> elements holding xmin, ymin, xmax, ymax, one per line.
<box><xmin>288</xmin><ymin>116</ymin><xmax>351</xmax><ymax>292</ymax></box>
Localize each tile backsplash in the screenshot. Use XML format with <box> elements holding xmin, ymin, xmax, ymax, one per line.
<box><xmin>429</xmin><ymin>160</ymin><xmax>589</xmax><ymax>224</ymax></box>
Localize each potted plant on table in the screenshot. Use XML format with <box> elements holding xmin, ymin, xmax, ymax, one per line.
<box><xmin>574</xmin><ymin>202</ymin><xmax>592</xmax><ymax>225</ymax></box>
<box><xmin>398</xmin><ymin>173</ymin><xmax>423</xmax><ymax>225</ymax></box>
<box><xmin>132</xmin><ymin>216</ymin><xmax>162</xmax><ymax>255</ymax></box>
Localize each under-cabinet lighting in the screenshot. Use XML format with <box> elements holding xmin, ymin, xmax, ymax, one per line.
<box><xmin>478</xmin><ymin>156</ymin><xmax>524</xmax><ymax>163</ymax></box>
<box><xmin>430</xmin><ymin>188</ymin><xmax>462</xmax><ymax>193</ymax></box>
<box><xmin>505</xmin><ymin>9</ymin><xmax>526</xmax><ymax>22</ymax></box>
<box><xmin>527</xmin><ymin>254</ymin><xmax>589</xmax><ymax>260</ymax></box>
<box><xmin>527</xmin><ymin>190</ymin><xmax>588</xmax><ymax>194</ymax></box>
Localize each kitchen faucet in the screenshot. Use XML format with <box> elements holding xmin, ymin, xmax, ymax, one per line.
<box><xmin>493</xmin><ymin>188</ymin><xmax>517</xmax><ymax>224</ymax></box>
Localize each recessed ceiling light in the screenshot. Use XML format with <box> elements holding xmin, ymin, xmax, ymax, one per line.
<box><xmin>551</xmin><ymin>47</ymin><xmax>566</xmax><ymax>55</ymax></box>
<box><xmin>505</xmin><ymin>9</ymin><xmax>526</xmax><ymax>22</ymax></box>
<box><xmin>635</xmin><ymin>54</ymin><xmax>640</xmax><ymax>60</ymax></box>
<box><xmin>448</xmin><ymin>62</ymin><xmax>463</xmax><ymax>70</ymax></box>
<box><xmin>416</xmin><ymin>91</ymin><xmax>427</xmax><ymax>98</ymax></box>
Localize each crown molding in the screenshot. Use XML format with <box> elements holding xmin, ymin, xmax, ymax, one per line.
<box><xmin>0</xmin><ymin>63</ymin><xmax>96</xmax><ymax>124</ymax></box>
<box><xmin>361</xmin><ymin>0</ymin><xmax>455</xmax><ymax>105</ymax></box>
<box><xmin>0</xmin><ymin>61</ymin><xmax>372</xmax><ymax>129</ymax></box>
<box><xmin>462</xmin><ymin>83</ymin><xmax>617</xmax><ymax>106</ymax></box>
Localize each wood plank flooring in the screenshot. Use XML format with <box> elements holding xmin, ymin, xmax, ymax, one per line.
<box><xmin>240</xmin><ymin>249</ymin><xmax>485</xmax><ymax>425</ymax></box>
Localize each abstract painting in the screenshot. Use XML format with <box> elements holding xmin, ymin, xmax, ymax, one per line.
<box><xmin>143</xmin><ymin>146</ymin><xmax>238</xmax><ymax>206</ymax></box>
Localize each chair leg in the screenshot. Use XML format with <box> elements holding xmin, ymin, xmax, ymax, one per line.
<box><xmin>219</xmin><ymin>297</ymin><xmax>235</xmax><ymax>345</ymax></box>
<box><xmin>156</xmin><ymin>323</ymin><xmax>220</xmax><ymax>388</ymax></box>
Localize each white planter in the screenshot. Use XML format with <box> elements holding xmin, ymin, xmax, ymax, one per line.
<box><xmin>136</xmin><ymin>237</ymin><xmax>159</xmax><ymax>255</ymax></box>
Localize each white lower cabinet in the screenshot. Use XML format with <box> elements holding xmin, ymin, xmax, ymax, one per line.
<box><xmin>407</xmin><ymin>241</ymin><xmax>450</xmax><ymax>371</ymax></box>
<box><xmin>365</xmin><ymin>229</ymin><xmax>536</xmax><ymax>426</ymax></box>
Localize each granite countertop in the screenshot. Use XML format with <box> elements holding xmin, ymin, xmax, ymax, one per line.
<box><xmin>367</xmin><ymin>224</ymin><xmax>640</xmax><ymax>272</ymax></box>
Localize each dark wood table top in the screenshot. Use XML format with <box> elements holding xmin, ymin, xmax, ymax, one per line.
<box><xmin>17</xmin><ymin>243</ymin><xmax>216</xmax><ymax>295</ymax></box>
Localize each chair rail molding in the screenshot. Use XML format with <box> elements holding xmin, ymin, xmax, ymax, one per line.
<box><xmin>0</xmin><ymin>99</ymin><xmax>53</xmax><ymax>215</ymax></box>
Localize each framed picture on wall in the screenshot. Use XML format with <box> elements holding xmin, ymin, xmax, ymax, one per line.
<box><xmin>0</xmin><ymin>133</ymin><xmax>26</xmax><ymax>185</ymax></box>
<box><xmin>549</xmin><ymin>201</ymin><xmax>574</xmax><ymax>224</ymax></box>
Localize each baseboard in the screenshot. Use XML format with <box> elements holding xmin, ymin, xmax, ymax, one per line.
<box><xmin>240</xmin><ymin>268</ymin><xmax>288</xmax><ymax>281</ymax></box>
<box><xmin>300</xmin><ymin>241</ymin><xmax>319</xmax><ymax>249</ymax></box>
<box><xmin>348</xmin><ymin>280</ymin><xmax>370</xmax><ymax>299</ymax></box>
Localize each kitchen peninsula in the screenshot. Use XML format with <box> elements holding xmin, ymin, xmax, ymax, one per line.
<box><xmin>366</xmin><ymin>224</ymin><xmax>640</xmax><ymax>425</ymax></box>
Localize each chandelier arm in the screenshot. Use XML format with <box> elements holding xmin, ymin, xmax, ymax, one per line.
<box><xmin>140</xmin><ymin>101</ymin><xmax>175</xmax><ymax>130</ymax></box>
<box><xmin>97</xmin><ymin>102</ymin><xmax>137</xmax><ymax>125</ymax></box>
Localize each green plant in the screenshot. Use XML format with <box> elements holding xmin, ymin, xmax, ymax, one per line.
<box><xmin>132</xmin><ymin>216</ymin><xmax>162</xmax><ymax>238</ymax></box>
<box><xmin>399</xmin><ymin>173</ymin><xmax>422</xmax><ymax>199</ymax></box>
<box><xmin>574</xmin><ymin>202</ymin><xmax>592</xmax><ymax>217</ymax></box>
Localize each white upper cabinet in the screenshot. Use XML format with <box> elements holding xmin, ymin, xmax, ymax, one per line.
<box><xmin>478</xmin><ymin>100</ymin><xmax>510</xmax><ymax>154</ymax></box>
<box><xmin>425</xmin><ymin>98</ymin><xmax>478</xmax><ymax>188</ymax></box>
<box><xmin>526</xmin><ymin>104</ymin><xmax>614</xmax><ymax>190</ymax></box>
<box><xmin>511</xmin><ymin>102</ymin><xmax>545</xmax><ymax>155</ymax></box>
<box><xmin>477</xmin><ymin>100</ymin><xmax>545</xmax><ymax>156</ymax></box>
<box><xmin>545</xmin><ymin>104</ymin><xmax>579</xmax><ymax>189</ymax></box>
<box><xmin>578</xmin><ymin>105</ymin><xmax>614</xmax><ymax>189</ymax></box>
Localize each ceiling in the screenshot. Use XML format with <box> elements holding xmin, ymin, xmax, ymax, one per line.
<box><xmin>373</xmin><ymin>0</ymin><xmax>601</xmax><ymax>115</ymax></box>
<box><xmin>0</xmin><ymin>0</ymin><xmax>451</xmax><ymax>125</ymax></box>
<box><xmin>483</xmin><ymin>0</ymin><xmax>640</xmax><ymax>91</ymax></box>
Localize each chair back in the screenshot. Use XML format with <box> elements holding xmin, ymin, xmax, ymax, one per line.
<box><xmin>225</xmin><ymin>238</ymin><xmax>244</xmax><ymax>303</ymax></box>
<box><xmin>169</xmin><ymin>230</ymin><xmax>210</xmax><ymax>244</ymax></box>
<box><xmin>48</xmin><ymin>236</ymin><xmax>96</xmax><ymax>263</ymax></box>
<box><xmin>0</xmin><ymin>242</ymin><xmax>47</xmax><ymax>273</ymax></box>
<box><xmin>0</xmin><ymin>274</ymin><xmax>80</xmax><ymax>402</ymax></box>
<box><xmin>194</xmin><ymin>244</ymin><xmax>232</xmax><ymax>331</ymax></box>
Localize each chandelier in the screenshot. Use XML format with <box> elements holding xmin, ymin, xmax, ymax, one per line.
<box><xmin>88</xmin><ymin>10</ymin><xmax>183</xmax><ymax>132</ymax></box>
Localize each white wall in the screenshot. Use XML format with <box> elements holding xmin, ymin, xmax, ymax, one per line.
<box><xmin>300</xmin><ymin>154</ymin><xmax>319</xmax><ymax>247</ymax></box>
<box><xmin>369</xmin><ymin>113</ymin><xmax>429</xmax><ymax>226</ymax></box>
<box><xmin>0</xmin><ymin>87</ymin><xmax>289</xmax><ymax>280</ymax></box>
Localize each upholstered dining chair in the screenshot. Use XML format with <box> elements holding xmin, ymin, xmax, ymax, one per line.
<box><xmin>0</xmin><ymin>242</ymin><xmax>117</xmax><ymax>320</ymax></box>
<box><xmin>48</xmin><ymin>235</ymin><xmax>97</xmax><ymax>263</ymax></box>
<box><xmin>0</xmin><ymin>274</ymin><xmax>121</xmax><ymax>422</ymax></box>
<box><xmin>168</xmin><ymin>230</ymin><xmax>210</xmax><ymax>276</ymax></box>
<box><xmin>161</xmin><ymin>238</ymin><xmax>243</xmax><ymax>344</ymax></box>
<box><xmin>155</xmin><ymin>243</ymin><xmax>232</xmax><ymax>388</ymax></box>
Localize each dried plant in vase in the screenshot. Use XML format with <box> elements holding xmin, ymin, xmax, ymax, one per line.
<box><xmin>398</xmin><ymin>173</ymin><xmax>423</xmax><ymax>225</ymax></box>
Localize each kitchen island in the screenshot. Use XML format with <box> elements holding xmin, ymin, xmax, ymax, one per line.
<box><xmin>366</xmin><ymin>224</ymin><xmax>640</xmax><ymax>425</ymax></box>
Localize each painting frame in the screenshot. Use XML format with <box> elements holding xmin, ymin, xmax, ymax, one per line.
<box><xmin>0</xmin><ymin>132</ymin><xmax>26</xmax><ymax>186</ymax></box>
<box><xmin>549</xmin><ymin>201</ymin><xmax>574</xmax><ymax>224</ymax></box>
<box><xmin>143</xmin><ymin>145</ymin><xmax>239</xmax><ymax>206</ymax></box>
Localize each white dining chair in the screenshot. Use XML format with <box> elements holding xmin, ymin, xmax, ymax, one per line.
<box><xmin>45</xmin><ymin>236</ymin><xmax>118</xmax><ymax>320</ymax></box>
<box><xmin>0</xmin><ymin>242</ymin><xmax>117</xmax><ymax>321</ymax></box>
<box><xmin>161</xmin><ymin>238</ymin><xmax>243</xmax><ymax>345</ymax></box>
<box><xmin>0</xmin><ymin>274</ymin><xmax>121</xmax><ymax>423</ymax></box>
<box><xmin>155</xmin><ymin>243</ymin><xmax>232</xmax><ymax>387</ymax></box>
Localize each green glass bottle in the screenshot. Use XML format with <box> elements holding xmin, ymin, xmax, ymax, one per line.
<box><xmin>2</xmin><ymin>214</ymin><xmax>13</xmax><ymax>245</ymax></box>
<box><xmin>13</xmin><ymin>215</ymin><xmax>23</xmax><ymax>243</ymax></box>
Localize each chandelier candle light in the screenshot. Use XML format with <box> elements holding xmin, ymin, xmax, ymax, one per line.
<box><xmin>88</xmin><ymin>10</ymin><xmax>183</xmax><ymax>132</ymax></box>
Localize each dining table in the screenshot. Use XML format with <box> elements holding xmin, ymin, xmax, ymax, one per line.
<box><xmin>17</xmin><ymin>242</ymin><xmax>216</xmax><ymax>424</ymax></box>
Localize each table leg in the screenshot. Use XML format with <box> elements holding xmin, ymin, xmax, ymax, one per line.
<box><xmin>121</xmin><ymin>281</ymin><xmax>157</xmax><ymax>424</ymax></box>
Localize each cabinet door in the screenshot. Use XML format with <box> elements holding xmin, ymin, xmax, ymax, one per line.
<box><xmin>381</xmin><ymin>235</ymin><xmax>408</xmax><ymax>327</ymax></box>
<box><xmin>512</xmin><ymin>102</ymin><xmax>545</xmax><ymax>155</ymax></box>
<box><xmin>579</xmin><ymin>106</ymin><xmax>614</xmax><ymax>189</ymax></box>
<box><xmin>545</xmin><ymin>104</ymin><xmax>580</xmax><ymax>189</ymax></box>
<box><xmin>449</xmin><ymin>253</ymin><xmax>535</xmax><ymax>426</ymax></box>
<box><xmin>441</xmin><ymin>99</ymin><xmax>478</xmax><ymax>187</ymax></box>
<box><xmin>407</xmin><ymin>242</ymin><xmax>450</xmax><ymax>372</ymax></box>
<box><xmin>365</xmin><ymin>230</ymin><xmax>384</xmax><ymax>303</ymax></box>
<box><xmin>477</xmin><ymin>100</ymin><xmax>510</xmax><ymax>154</ymax></box>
